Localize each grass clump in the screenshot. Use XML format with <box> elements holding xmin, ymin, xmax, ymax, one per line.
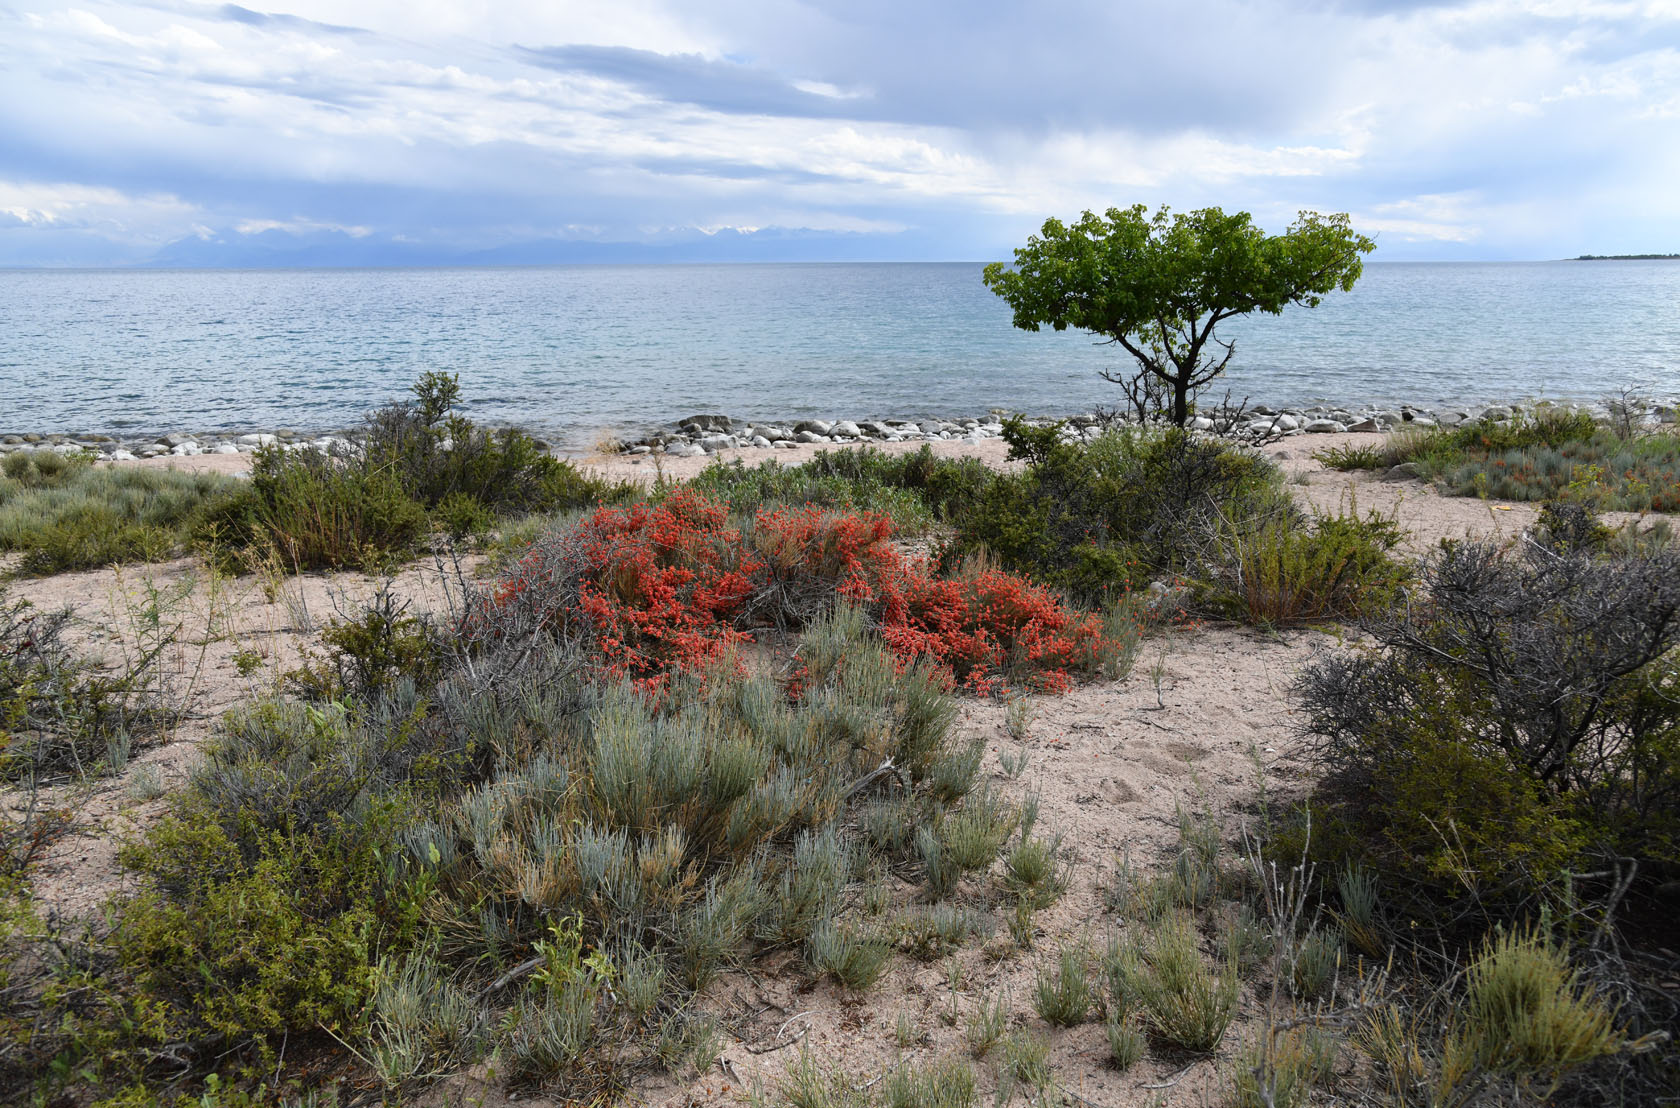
<box><xmin>1232</xmin><ymin>1026</ymin><xmax>1338</xmax><ymax>1108</ymax></box>
<box><xmin>1031</xmin><ymin>943</ymin><xmax>1093</xmax><ymax>1026</ymax></box>
<box><xmin>1107</xmin><ymin>915</ymin><xmax>1240</xmax><ymax>1053</ymax></box>
<box><xmin>0</xmin><ymin>451</ymin><xmax>242</xmax><ymax>574</ymax></box>
<box><xmin>1461</xmin><ymin>928</ymin><xmax>1625</xmax><ymax>1081</ymax></box>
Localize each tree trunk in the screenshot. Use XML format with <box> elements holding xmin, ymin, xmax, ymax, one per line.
<box><xmin>1172</xmin><ymin>379</ymin><xmax>1190</xmax><ymax>426</ymax></box>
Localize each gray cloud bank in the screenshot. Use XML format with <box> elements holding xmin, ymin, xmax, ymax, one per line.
<box><xmin>1</xmin><ymin>0</ymin><xmax>1677</xmax><ymax>265</ymax></box>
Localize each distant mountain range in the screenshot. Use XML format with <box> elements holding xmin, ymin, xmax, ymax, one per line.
<box><xmin>136</xmin><ymin>226</ymin><xmax>953</xmax><ymax>268</ymax></box>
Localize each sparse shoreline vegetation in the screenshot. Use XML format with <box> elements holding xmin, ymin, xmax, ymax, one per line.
<box><xmin>2</xmin><ymin>374</ymin><xmax>1676</xmax><ymax>1106</ymax></box>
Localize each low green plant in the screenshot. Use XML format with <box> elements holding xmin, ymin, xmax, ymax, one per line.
<box><xmin>1210</xmin><ymin>506</ymin><xmax>1409</xmax><ymax>627</ymax></box>
<box><xmin>1031</xmin><ymin>943</ymin><xmax>1093</xmax><ymax>1026</ymax></box>
<box><xmin>879</xmin><ymin>1055</ymin><xmax>978</xmax><ymax>1108</ymax></box>
<box><xmin>1000</xmin><ymin>835</ymin><xmax>1070</xmax><ymax>910</ymax></box>
<box><xmin>1397</xmin><ymin>409</ymin><xmax>1680</xmax><ymax>511</ymax></box>
<box><xmin>807</xmin><ymin>921</ymin><xmax>892</xmax><ymax>991</ymax></box>
<box><xmin>1105</xmin><ymin>1013</ymin><xmax>1147</xmax><ymax>1070</ymax></box>
<box><xmin>1232</xmin><ymin>1026</ymin><xmax>1339</xmax><ymax>1108</ymax></box>
<box><xmin>896</xmin><ymin>904</ymin><xmax>987</xmax><ymax>961</ymax></box>
<box><xmin>1108</xmin><ymin>915</ymin><xmax>1240</xmax><ymax>1052</ymax></box>
<box><xmin>1460</xmin><ymin>928</ymin><xmax>1625</xmax><ymax>1082</ymax></box>
<box><xmin>1312</xmin><ymin>442</ymin><xmax>1388</xmax><ymax>471</ymax></box>
<box><xmin>1</xmin><ymin>587</ymin><xmax>169</xmax><ymax>783</ymax></box>
<box><xmin>966</xmin><ymin>989</ymin><xmax>1010</xmax><ymax>1059</ymax></box>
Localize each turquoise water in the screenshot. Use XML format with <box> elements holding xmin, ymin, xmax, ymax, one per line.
<box><xmin>0</xmin><ymin>261</ymin><xmax>1675</xmax><ymax>446</ymax></box>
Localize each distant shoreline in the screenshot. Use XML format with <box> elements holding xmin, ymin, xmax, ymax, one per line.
<box><xmin>1574</xmin><ymin>253</ymin><xmax>1680</xmax><ymax>261</ymax></box>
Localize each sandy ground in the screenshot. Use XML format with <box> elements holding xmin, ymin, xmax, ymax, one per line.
<box><xmin>9</xmin><ymin>434</ymin><xmax>1676</xmax><ymax>1105</ymax></box>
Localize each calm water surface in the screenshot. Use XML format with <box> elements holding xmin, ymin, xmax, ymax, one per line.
<box><xmin>1</xmin><ymin>261</ymin><xmax>1675</xmax><ymax>447</ymax></box>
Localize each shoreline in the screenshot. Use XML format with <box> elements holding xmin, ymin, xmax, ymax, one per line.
<box><xmin>2</xmin><ymin>394</ymin><xmax>1674</xmax><ymax>464</ymax></box>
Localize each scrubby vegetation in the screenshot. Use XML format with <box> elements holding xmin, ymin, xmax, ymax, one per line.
<box><xmin>1</xmin><ymin>585</ymin><xmax>168</xmax><ymax>784</ymax></box>
<box><xmin>1299</xmin><ymin>502</ymin><xmax>1680</xmax><ymax>918</ymax></box>
<box><xmin>1318</xmin><ymin>406</ymin><xmax>1680</xmax><ymax>511</ymax></box>
<box><xmin>0</xmin><ymin>450</ymin><xmax>242</xmax><ymax>574</ymax></box>
<box><xmin>205</xmin><ymin>373</ymin><xmax>635</xmax><ymax>570</ymax></box>
<box><xmin>5</xmin><ymin>373</ymin><xmax>1678</xmax><ymax>1106</ymax></box>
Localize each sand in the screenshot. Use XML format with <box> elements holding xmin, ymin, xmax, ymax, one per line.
<box><xmin>9</xmin><ymin>433</ymin><xmax>1674</xmax><ymax>1105</ymax></box>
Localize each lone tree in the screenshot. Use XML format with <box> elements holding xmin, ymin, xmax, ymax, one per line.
<box><xmin>983</xmin><ymin>205</ymin><xmax>1375</xmax><ymax>425</ymax></box>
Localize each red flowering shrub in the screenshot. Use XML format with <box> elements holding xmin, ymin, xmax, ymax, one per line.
<box><xmin>477</xmin><ymin>492</ymin><xmax>1133</xmax><ymax>696</ymax></box>
<box><xmin>479</xmin><ymin>490</ymin><xmax>759</xmax><ymax>689</ymax></box>
<box><xmin>876</xmin><ymin>565</ymin><xmax>1114</xmax><ymax>696</ymax></box>
<box><xmin>746</xmin><ymin>504</ymin><xmax>899</xmax><ymax>627</ymax></box>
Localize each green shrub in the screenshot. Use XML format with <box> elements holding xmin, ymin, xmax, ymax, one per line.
<box><xmin>226</xmin><ymin>447</ymin><xmax>429</xmax><ymax>570</ymax></box>
<box><xmin>951</xmin><ymin>420</ymin><xmax>1287</xmax><ymax>601</ymax></box>
<box><xmin>113</xmin><ymin>819</ymin><xmax>391</xmax><ymax>1049</ymax></box>
<box><xmin>685</xmin><ymin>454</ymin><xmax>935</xmax><ymax>535</ymax></box>
<box><xmin>364</xmin><ymin>371</ymin><xmax>630</xmax><ymax>515</ymax></box>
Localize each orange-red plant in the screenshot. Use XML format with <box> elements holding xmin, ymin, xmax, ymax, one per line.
<box><xmin>483</xmin><ymin>492</ymin><xmax>1129</xmax><ymax>696</ymax></box>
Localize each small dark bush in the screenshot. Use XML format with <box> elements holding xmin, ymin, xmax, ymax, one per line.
<box><xmin>1</xmin><ymin>587</ymin><xmax>167</xmax><ymax>783</ymax></box>
<box><xmin>1298</xmin><ymin>517</ymin><xmax>1680</xmax><ymax>917</ymax></box>
<box><xmin>287</xmin><ymin>586</ymin><xmax>447</xmax><ymax>702</ymax></box>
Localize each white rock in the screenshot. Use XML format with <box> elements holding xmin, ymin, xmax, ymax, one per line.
<box><xmin>109</xmin><ymin>449</ymin><xmax>137</xmax><ymax>461</ymax></box>
<box><xmin>1189</xmin><ymin>416</ymin><xmax>1216</xmax><ymax>431</ymax></box>
<box><xmin>665</xmin><ymin>442</ymin><xmax>704</xmax><ymax>457</ymax></box>
<box><xmin>831</xmin><ymin>420</ymin><xmax>861</xmax><ymax>438</ymax></box>
<box><xmin>1303</xmin><ymin>419</ymin><xmax>1347</xmax><ymax>433</ymax></box>
<box><xmin>628</xmin><ymin>445</ymin><xmax>652</xmax><ymax>455</ymax></box>
<box><xmin>751</xmin><ymin>435</ymin><xmax>772</xmax><ymax>448</ymax></box>
<box><xmin>772</xmin><ymin>440</ymin><xmax>798</xmax><ymax>449</ymax></box>
<box><xmin>214</xmin><ymin>443</ymin><xmax>240</xmax><ymax>454</ymax></box>
<box><xmin>699</xmin><ymin>434</ymin><xmax>735</xmax><ymax>453</ymax></box>
<box><xmin>1274</xmin><ymin>414</ymin><xmax>1300</xmax><ymax>432</ymax></box>
<box><xmin>171</xmin><ymin>442</ymin><xmax>201</xmax><ymax>456</ymax></box>
<box><xmin>238</xmin><ymin>433</ymin><xmax>277</xmax><ymax>447</ymax></box>
<box><xmin>795</xmin><ymin>430</ymin><xmax>830</xmax><ymax>444</ymax></box>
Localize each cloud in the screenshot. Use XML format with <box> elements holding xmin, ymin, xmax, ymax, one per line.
<box><xmin>517</xmin><ymin>44</ymin><xmax>874</xmax><ymax>120</ymax></box>
<box><xmin>0</xmin><ymin>0</ymin><xmax>1676</xmax><ymax>263</ymax></box>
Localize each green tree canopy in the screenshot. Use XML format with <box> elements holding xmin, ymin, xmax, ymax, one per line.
<box><xmin>983</xmin><ymin>205</ymin><xmax>1376</xmax><ymax>425</ymax></box>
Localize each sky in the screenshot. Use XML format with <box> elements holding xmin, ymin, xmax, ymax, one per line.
<box><xmin>1</xmin><ymin>0</ymin><xmax>1678</xmax><ymax>265</ymax></box>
